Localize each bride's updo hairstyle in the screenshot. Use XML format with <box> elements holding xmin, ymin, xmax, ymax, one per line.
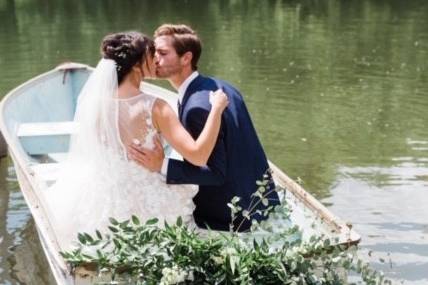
<box><xmin>101</xmin><ymin>31</ymin><xmax>155</xmax><ymax>84</ymax></box>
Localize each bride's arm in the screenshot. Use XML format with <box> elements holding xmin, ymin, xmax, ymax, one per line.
<box><xmin>152</xmin><ymin>90</ymin><xmax>228</xmax><ymax>166</ymax></box>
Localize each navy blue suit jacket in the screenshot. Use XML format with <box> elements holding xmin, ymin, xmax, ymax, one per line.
<box><xmin>166</xmin><ymin>75</ymin><xmax>280</xmax><ymax>231</ymax></box>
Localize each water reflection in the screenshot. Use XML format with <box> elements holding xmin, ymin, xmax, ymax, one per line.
<box><xmin>9</xmin><ymin>219</ymin><xmax>55</xmax><ymax>284</ymax></box>
<box><xmin>0</xmin><ymin>157</ymin><xmax>54</xmax><ymax>284</ymax></box>
<box><xmin>0</xmin><ymin>158</ymin><xmax>14</xmax><ymax>283</ymax></box>
<box><xmin>324</xmin><ymin>142</ymin><xmax>428</xmax><ymax>283</ymax></box>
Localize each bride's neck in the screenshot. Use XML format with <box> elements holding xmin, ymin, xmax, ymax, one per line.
<box><xmin>118</xmin><ymin>75</ymin><xmax>142</xmax><ymax>99</ymax></box>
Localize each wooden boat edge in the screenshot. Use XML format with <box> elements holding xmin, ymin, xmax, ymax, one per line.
<box><xmin>269</xmin><ymin>161</ymin><xmax>361</xmax><ymax>246</ymax></box>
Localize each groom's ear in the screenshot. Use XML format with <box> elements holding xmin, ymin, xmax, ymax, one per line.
<box><xmin>180</xmin><ymin>51</ymin><xmax>193</xmax><ymax>67</ymax></box>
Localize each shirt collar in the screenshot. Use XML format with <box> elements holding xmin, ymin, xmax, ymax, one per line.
<box><xmin>178</xmin><ymin>71</ymin><xmax>199</xmax><ymax>103</ymax></box>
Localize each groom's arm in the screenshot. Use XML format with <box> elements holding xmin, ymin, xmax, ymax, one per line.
<box><xmin>166</xmin><ymin>105</ymin><xmax>227</xmax><ymax>185</ymax></box>
<box><xmin>166</xmin><ymin>158</ymin><xmax>225</xmax><ymax>185</ymax></box>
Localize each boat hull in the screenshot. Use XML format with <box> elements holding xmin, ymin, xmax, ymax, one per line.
<box><xmin>0</xmin><ymin>63</ymin><xmax>360</xmax><ymax>284</ymax></box>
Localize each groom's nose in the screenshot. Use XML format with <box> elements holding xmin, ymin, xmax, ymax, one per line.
<box><xmin>154</xmin><ymin>52</ymin><xmax>160</xmax><ymax>63</ymax></box>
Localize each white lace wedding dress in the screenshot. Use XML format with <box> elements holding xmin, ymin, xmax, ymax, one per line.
<box><xmin>42</xmin><ymin>59</ymin><xmax>197</xmax><ymax>250</ymax></box>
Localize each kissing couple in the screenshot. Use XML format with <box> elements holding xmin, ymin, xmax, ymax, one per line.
<box><xmin>43</xmin><ymin>24</ymin><xmax>280</xmax><ymax>249</ymax></box>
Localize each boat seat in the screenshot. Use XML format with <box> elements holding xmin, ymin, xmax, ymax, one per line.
<box><xmin>46</xmin><ymin>152</ymin><xmax>68</xmax><ymax>163</ymax></box>
<box><xmin>17</xmin><ymin>121</ymin><xmax>77</xmax><ymax>155</ymax></box>
<box><xmin>17</xmin><ymin>121</ymin><xmax>77</xmax><ymax>137</ymax></box>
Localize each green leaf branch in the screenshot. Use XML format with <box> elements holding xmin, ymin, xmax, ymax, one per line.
<box><xmin>61</xmin><ymin>170</ymin><xmax>391</xmax><ymax>284</ymax></box>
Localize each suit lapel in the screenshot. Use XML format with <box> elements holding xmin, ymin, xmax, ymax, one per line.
<box><xmin>179</xmin><ymin>75</ymin><xmax>204</xmax><ymax>119</ymax></box>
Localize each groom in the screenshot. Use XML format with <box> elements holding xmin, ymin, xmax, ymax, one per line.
<box><xmin>132</xmin><ymin>24</ymin><xmax>279</xmax><ymax>231</ymax></box>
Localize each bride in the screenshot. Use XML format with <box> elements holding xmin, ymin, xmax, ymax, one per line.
<box><xmin>43</xmin><ymin>31</ymin><xmax>228</xmax><ymax>250</ymax></box>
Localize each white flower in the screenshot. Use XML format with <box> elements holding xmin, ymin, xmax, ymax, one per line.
<box><xmin>220</xmin><ymin>247</ymin><xmax>237</xmax><ymax>257</ymax></box>
<box><xmin>212</xmin><ymin>255</ymin><xmax>224</xmax><ymax>265</ymax></box>
<box><xmin>187</xmin><ymin>271</ymin><xmax>194</xmax><ymax>281</ymax></box>
<box><xmin>160</xmin><ymin>265</ymin><xmax>191</xmax><ymax>285</ymax></box>
<box><xmin>212</xmin><ymin>246</ymin><xmax>239</xmax><ymax>265</ymax></box>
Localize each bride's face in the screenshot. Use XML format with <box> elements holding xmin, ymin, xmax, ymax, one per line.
<box><xmin>142</xmin><ymin>54</ymin><xmax>156</xmax><ymax>79</ymax></box>
<box><xmin>142</xmin><ymin>53</ymin><xmax>156</xmax><ymax>79</ymax></box>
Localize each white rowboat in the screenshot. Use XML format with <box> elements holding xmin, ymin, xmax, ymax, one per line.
<box><xmin>0</xmin><ymin>63</ymin><xmax>360</xmax><ymax>284</ymax></box>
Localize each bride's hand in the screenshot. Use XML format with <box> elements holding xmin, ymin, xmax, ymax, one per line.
<box><xmin>209</xmin><ymin>89</ymin><xmax>229</xmax><ymax>111</ymax></box>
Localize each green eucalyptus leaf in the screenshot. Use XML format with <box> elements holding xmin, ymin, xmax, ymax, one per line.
<box><xmin>59</xmin><ymin>251</ymin><xmax>71</xmax><ymax>259</ymax></box>
<box><xmin>113</xmin><ymin>238</ymin><xmax>122</xmax><ymax>249</ymax></box>
<box><xmin>108</xmin><ymin>226</ymin><xmax>119</xmax><ymax>233</ymax></box>
<box><xmin>120</xmin><ymin>220</ymin><xmax>129</xmax><ymax>228</ymax></box>
<box><xmin>146</xmin><ymin>218</ymin><xmax>158</xmax><ymax>225</ymax></box>
<box><xmin>176</xmin><ymin>216</ymin><xmax>183</xmax><ymax>227</ymax></box>
<box><xmin>84</xmin><ymin>233</ymin><xmax>94</xmax><ymax>243</ymax></box>
<box><xmin>77</xmin><ymin>233</ymin><xmax>86</xmax><ymax>244</ymax></box>
<box><xmin>131</xmin><ymin>215</ymin><xmax>140</xmax><ymax>225</ymax></box>
<box><xmin>109</xmin><ymin>217</ymin><xmax>119</xmax><ymax>225</ymax></box>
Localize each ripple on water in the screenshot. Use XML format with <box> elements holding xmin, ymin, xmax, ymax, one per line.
<box><xmin>323</xmin><ymin>157</ymin><xmax>428</xmax><ymax>284</ymax></box>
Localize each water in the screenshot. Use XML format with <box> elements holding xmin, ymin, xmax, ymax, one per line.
<box><xmin>1</xmin><ymin>0</ymin><xmax>427</xmax><ymax>283</ymax></box>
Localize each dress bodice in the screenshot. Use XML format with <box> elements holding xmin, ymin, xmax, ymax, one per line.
<box><xmin>43</xmin><ymin>92</ymin><xmax>198</xmax><ymax>251</ymax></box>
<box><xmin>117</xmin><ymin>92</ymin><xmax>158</xmax><ymax>150</ymax></box>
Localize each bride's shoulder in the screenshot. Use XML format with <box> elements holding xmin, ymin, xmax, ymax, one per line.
<box><xmin>139</xmin><ymin>92</ymin><xmax>164</xmax><ymax>105</ymax></box>
<box><xmin>132</xmin><ymin>92</ymin><xmax>161</xmax><ymax>109</ymax></box>
<box><xmin>151</xmin><ymin>97</ymin><xmax>176</xmax><ymax>120</ymax></box>
<box><xmin>152</xmin><ymin>97</ymin><xmax>172</xmax><ymax>112</ymax></box>
<box><xmin>150</xmin><ymin>97</ymin><xmax>176</xmax><ymax>130</ymax></box>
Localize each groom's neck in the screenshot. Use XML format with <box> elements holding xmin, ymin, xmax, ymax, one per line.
<box><xmin>169</xmin><ymin>69</ymin><xmax>193</xmax><ymax>91</ymax></box>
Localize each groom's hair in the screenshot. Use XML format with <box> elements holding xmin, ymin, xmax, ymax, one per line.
<box><xmin>154</xmin><ymin>24</ymin><xmax>201</xmax><ymax>71</ymax></box>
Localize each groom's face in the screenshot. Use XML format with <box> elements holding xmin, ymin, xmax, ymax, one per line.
<box><xmin>154</xmin><ymin>36</ymin><xmax>182</xmax><ymax>78</ymax></box>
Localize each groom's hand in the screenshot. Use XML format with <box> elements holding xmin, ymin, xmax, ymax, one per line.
<box><xmin>127</xmin><ymin>136</ymin><xmax>164</xmax><ymax>172</ymax></box>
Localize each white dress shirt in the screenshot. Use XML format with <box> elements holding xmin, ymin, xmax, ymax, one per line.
<box><xmin>160</xmin><ymin>71</ymin><xmax>199</xmax><ymax>176</ymax></box>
